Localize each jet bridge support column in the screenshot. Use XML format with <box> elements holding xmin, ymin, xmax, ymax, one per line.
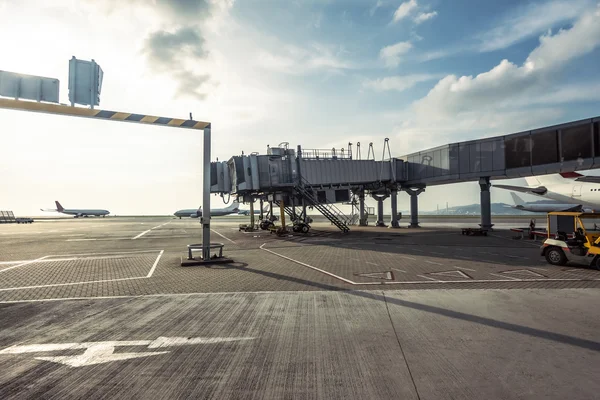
<box><xmin>371</xmin><ymin>193</ymin><xmax>389</xmax><ymax>227</ymax></box>
<box><xmin>479</xmin><ymin>177</ymin><xmax>494</xmax><ymax>231</ymax></box>
<box><xmin>404</xmin><ymin>187</ymin><xmax>425</xmax><ymax>228</ymax></box>
<box><xmin>390</xmin><ymin>189</ymin><xmax>400</xmax><ymax>228</ymax></box>
<box><xmin>359</xmin><ymin>190</ymin><xmax>368</xmax><ymax>226</ymax></box>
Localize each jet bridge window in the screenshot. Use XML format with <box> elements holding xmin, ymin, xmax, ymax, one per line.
<box><xmin>561</xmin><ymin>124</ymin><xmax>591</xmax><ymax>161</ymax></box>
<box><xmin>505</xmin><ymin>136</ymin><xmax>532</xmax><ymax>169</ymax></box>
<box><xmin>531</xmin><ymin>130</ymin><xmax>558</xmax><ymax>166</ymax></box>
<box><xmin>594</xmin><ymin>122</ymin><xmax>600</xmax><ymax>157</ymax></box>
<box><xmin>234</xmin><ymin>158</ymin><xmax>245</xmax><ymax>184</ymax></box>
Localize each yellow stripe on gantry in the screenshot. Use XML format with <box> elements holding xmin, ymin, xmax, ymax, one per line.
<box><xmin>0</xmin><ymin>98</ymin><xmax>210</xmax><ymax>130</ymax></box>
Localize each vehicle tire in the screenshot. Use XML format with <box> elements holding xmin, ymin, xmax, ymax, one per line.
<box><xmin>592</xmin><ymin>256</ymin><xmax>600</xmax><ymax>271</ymax></box>
<box><xmin>301</xmin><ymin>224</ymin><xmax>309</xmax><ymax>234</ymax></box>
<box><xmin>545</xmin><ymin>247</ymin><xmax>567</xmax><ymax>266</ymax></box>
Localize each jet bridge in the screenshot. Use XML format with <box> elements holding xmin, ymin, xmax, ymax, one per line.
<box><xmin>211</xmin><ymin>116</ymin><xmax>600</xmax><ymax>232</ymax></box>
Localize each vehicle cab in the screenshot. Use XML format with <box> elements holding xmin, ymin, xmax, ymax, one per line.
<box><xmin>541</xmin><ymin>211</ymin><xmax>600</xmax><ymax>269</ymax></box>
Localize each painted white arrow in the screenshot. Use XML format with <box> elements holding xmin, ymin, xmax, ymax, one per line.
<box><xmin>0</xmin><ymin>336</ymin><xmax>255</xmax><ymax>367</ymax></box>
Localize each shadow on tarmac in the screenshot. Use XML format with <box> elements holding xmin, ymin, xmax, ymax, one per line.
<box><xmin>203</xmin><ymin>262</ymin><xmax>600</xmax><ymax>353</ymax></box>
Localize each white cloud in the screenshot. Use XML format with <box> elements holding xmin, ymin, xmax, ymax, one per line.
<box><xmin>414</xmin><ymin>11</ymin><xmax>437</xmax><ymax>24</ymax></box>
<box><xmin>478</xmin><ymin>0</ymin><xmax>594</xmax><ymax>52</ymax></box>
<box><xmin>370</xmin><ymin>0</ymin><xmax>384</xmax><ymax>17</ymax></box>
<box><xmin>393</xmin><ymin>0</ymin><xmax>418</xmax><ymax>22</ymax></box>
<box><xmin>363</xmin><ymin>74</ymin><xmax>439</xmax><ymax>92</ymax></box>
<box><xmin>379</xmin><ymin>41</ymin><xmax>412</xmax><ymax>67</ymax></box>
<box><xmin>255</xmin><ymin>43</ymin><xmax>353</xmax><ymax>75</ymax></box>
<box><xmin>394</xmin><ymin>6</ymin><xmax>600</xmax><ymax>152</ymax></box>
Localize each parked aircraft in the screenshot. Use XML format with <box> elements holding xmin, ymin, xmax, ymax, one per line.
<box><xmin>495</xmin><ymin>172</ymin><xmax>600</xmax><ymax>211</ymax></box>
<box><xmin>174</xmin><ymin>202</ymin><xmax>240</xmax><ymax>219</ymax></box>
<box><xmin>41</xmin><ymin>201</ymin><xmax>110</xmax><ymax>218</ymax></box>
<box><xmin>508</xmin><ymin>192</ymin><xmax>592</xmax><ymax>213</ymax></box>
<box><xmin>238</xmin><ymin>204</ymin><xmax>270</xmax><ymax>215</ymax></box>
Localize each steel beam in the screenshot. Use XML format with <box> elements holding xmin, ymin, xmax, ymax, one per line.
<box><xmin>202</xmin><ymin>126</ymin><xmax>212</xmax><ymax>260</ymax></box>
<box><xmin>359</xmin><ymin>190</ymin><xmax>367</xmax><ymax>226</ymax></box>
<box><xmin>404</xmin><ymin>187</ymin><xmax>425</xmax><ymax>228</ymax></box>
<box><xmin>479</xmin><ymin>177</ymin><xmax>494</xmax><ymax>231</ymax></box>
<box><xmin>390</xmin><ymin>190</ymin><xmax>400</xmax><ymax>228</ymax></box>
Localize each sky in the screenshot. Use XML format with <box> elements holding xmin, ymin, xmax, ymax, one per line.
<box><xmin>1</xmin><ymin>0</ymin><xmax>600</xmax><ymax>216</ymax></box>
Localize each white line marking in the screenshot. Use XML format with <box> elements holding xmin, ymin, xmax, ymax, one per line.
<box><xmin>132</xmin><ymin>222</ymin><xmax>170</xmax><ymax>240</ymax></box>
<box><xmin>506</xmin><ymin>255</ymin><xmax>523</xmax><ymax>259</ymax></box>
<box><xmin>132</xmin><ymin>229</ymin><xmax>152</xmax><ymax>240</ymax></box>
<box><xmin>417</xmin><ymin>274</ymin><xmax>440</xmax><ymax>281</ymax></box>
<box><xmin>455</xmin><ymin>266</ymin><xmax>477</xmax><ymax>272</ymax></box>
<box><xmin>0</xmin><ymin>256</ymin><xmax>51</xmax><ymax>273</ymax></box>
<box><xmin>392</xmin><ymin>268</ymin><xmax>407</xmax><ymax>273</ymax></box>
<box><xmin>425</xmin><ymin>260</ymin><xmax>443</xmax><ymax>265</ymax></box>
<box><xmin>67</xmin><ymin>239</ymin><xmax>98</xmax><ymax>241</ymax></box>
<box><xmin>3</xmin><ymin>276</ymin><xmax>600</xmax><ymax>303</ymax></box>
<box><xmin>0</xmin><ymin>250</ymin><xmax>163</xmax><ymax>291</ymax></box>
<box><xmin>399</xmin><ymin>256</ymin><xmax>416</xmax><ymax>260</ymax></box>
<box><xmin>211</xmin><ymin>229</ymin><xmax>236</xmax><ymax>244</ymax></box>
<box><xmin>0</xmin><ymin>260</ymin><xmax>31</xmax><ymax>265</ymax></box>
<box><xmin>260</xmin><ymin>243</ymin><xmax>355</xmax><ymax>284</ymax></box>
<box><xmin>489</xmin><ymin>272</ymin><xmax>520</xmax><ymax>281</ymax></box>
<box><xmin>0</xmin><ymin>277</ymin><xmax>144</xmax><ymax>292</ymax></box>
<box><xmin>48</xmin><ymin>250</ymin><xmax>162</xmax><ymax>257</ymax></box>
<box><xmin>429</xmin><ymin>251</ymin><xmax>444</xmax><ymax>255</ymax></box>
<box><xmin>366</xmin><ymin>262</ymin><xmax>378</xmax><ymax>266</ymax></box>
<box><xmin>146</xmin><ymin>250</ymin><xmax>164</xmax><ymax>278</ymax></box>
<box><xmin>412</xmin><ymin>248</ymin><xmax>425</xmax><ymax>252</ymax></box>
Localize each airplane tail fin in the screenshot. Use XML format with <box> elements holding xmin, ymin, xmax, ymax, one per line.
<box><xmin>510</xmin><ymin>192</ymin><xmax>525</xmax><ymax>206</ymax></box>
<box><xmin>55</xmin><ymin>201</ymin><xmax>64</xmax><ymax>212</ymax></box>
<box><xmin>227</xmin><ymin>202</ymin><xmax>240</xmax><ymax>210</ymax></box>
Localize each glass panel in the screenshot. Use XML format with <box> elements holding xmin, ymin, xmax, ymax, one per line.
<box><xmin>561</xmin><ymin>124</ymin><xmax>591</xmax><ymax>161</ymax></box>
<box><xmin>480</xmin><ymin>141</ymin><xmax>493</xmax><ymax>172</ymax></box>
<box><xmin>505</xmin><ymin>136</ymin><xmax>531</xmax><ymax>169</ymax></box>
<box><xmin>532</xmin><ymin>130</ymin><xmax>558</xmax><ymax>165</ymax></box>
<box><xmin>594</xmin><ymin>122</ymin><xmax>600</xmax><ymax>157</ymax></box>
<box><xmin>469</xmin><ymin>143</ymin><xmax>480</xmax><ymax>172</ymax></box>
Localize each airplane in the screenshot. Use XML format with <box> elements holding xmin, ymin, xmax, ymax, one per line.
<box><xmin>174</xmin><ymin>202</ymin><xmax>240</xmax><ymax>219</ymax></box>
<box><xmin>238</xmin><ymin>204</ymin><xmax>270</xmax><ymax>216</ymax></box>
<box><xmin>41</xmin><ymin>201</ymin><xmax>110</xmax><ymax>218</ymax></box>
<box><xmin>494</xmin><ymin>172</ymin><xmax>600</xmax><ymax>211</ymax></box>
<box><xmin>507</xmin><ymin>192</ymin><xmax>592</xmax><ymax>213</ymax></box>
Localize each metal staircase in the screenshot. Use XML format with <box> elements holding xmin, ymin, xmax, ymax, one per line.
<box><xmin>295</xmin><ymin>178</ymin><xmax>351</xmax><ymax>233</ymax></box>
<box><xmin>273</xmin><ymin>201</ymin><xmax>300</xmax><ymax>221</ymax></box>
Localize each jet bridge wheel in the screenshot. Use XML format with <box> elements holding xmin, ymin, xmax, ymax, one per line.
<box><xmin>545</xmin><ymin>247</ymin><xmax>567</xmax><ymax>266</ymax></box>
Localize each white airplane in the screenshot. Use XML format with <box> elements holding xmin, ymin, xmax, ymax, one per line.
<box><xmin>507</xmin><ymin>192</ymin><xmax>592</xmax><ymax>213</ymax></box>
<box><xmin>495</xmin><ymin>172</ymin><xmax>600</xmax><ymax>211</ymax></box>
<box><xmin>174</xmin><ymin>202</ymin><xmax>240</xmax><ymax>219</ymax></box>
<box><xmin>41</xmin><ymin>201</ymin><xmax>110</xmax><ymax>218</ymax></box>
<box><xmin>238</xmin><ymin>204</ymin><xmax>270</xmax><ymax>216</ymax></box>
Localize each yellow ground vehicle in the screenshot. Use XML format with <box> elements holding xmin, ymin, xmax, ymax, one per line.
<box><xmin>540</xmin><ymin>212</ymin><xmax>600</xmax><ymax>269</ymax></box>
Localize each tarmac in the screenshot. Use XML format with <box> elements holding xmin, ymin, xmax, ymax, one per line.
<box><xmin>0</xmin><ymin>216</ymin><xmax>599</xmax><ymax>399</ymax></box>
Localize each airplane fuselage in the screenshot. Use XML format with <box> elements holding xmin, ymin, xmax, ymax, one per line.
<box><xmin>174</xmin><ymin>207</ymin><xmax>239</xmax><ymax>219</ymax></box>
<box><xmin>532</xmin><ymin>182</ymin><xmax>600</xmax><ymax>210</ymax></box>
<box><xmin>61</xmin><ymin>209</ymin><xmax>110</xmax><ymax>217</ymax></box>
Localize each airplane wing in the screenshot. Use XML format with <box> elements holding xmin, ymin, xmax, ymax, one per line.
<box><xmin>493</xmin><ymin>184</ymin><xmax>548</xmax><ymax>195</ymax></box>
